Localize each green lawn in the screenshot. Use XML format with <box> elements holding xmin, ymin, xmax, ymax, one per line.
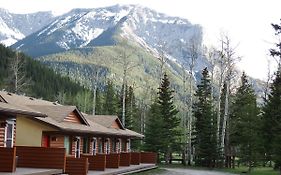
<box><xmin>221</xmin><ymin>167</ymin><xmax>279</xmax><ymax>175</ymax></box>
<box><xmin>132</xmin><ymin>164</ymin><xmax>279</xmax><ymax>175</ymax></box>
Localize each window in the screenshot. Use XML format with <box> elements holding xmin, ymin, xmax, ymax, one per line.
<box><xmin>112</xmin><ymin>139</ymin><xmax>116</xmax><ymax>152</ymax></box>
<box><xmin>105</xmin><ymin>139</ymin><xmax>110</xmax><ymax>154</ymax></box>
<box><xmin>75</xmin><ymin>137</ymin><xmax>80</xmax><ymax>158</ymax></box>
<box><xmin>116</xmin><ymin>139</ymin><xmax>121</xmax><ymax>153</ymax></box>
<box><xmin>83</xmin><ymin>137</ymin><xmax>90</xmax><ymax>154</ymax></box>
<box><xmin>64</xmin><ymin>136</ymin><xmax>71</xmax><ymax>155</ymax></box>
<box><xmin>127</xmin><ymin>139</ymin><xmax>131</xmax><ymax>152</ymax></box>
<box><xmin>98</xmin><ymin>139</ymin><xmax>103</xmax><ymax>153</ymax></box>
<box><xmin>92</xmin><ymin>137</ymin><xmax>97</xmax><ymax>155</ymax></box>
<box><xmin>5</xmin><ymin>119</ymin><xmax>15</xmax><ymax>148</ymax></box>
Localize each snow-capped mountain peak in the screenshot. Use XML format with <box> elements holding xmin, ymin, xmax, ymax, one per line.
<box><xmin>0</xmin><ymin>9</ymin><xmax>55</xmax><ymax>46</ymax></box>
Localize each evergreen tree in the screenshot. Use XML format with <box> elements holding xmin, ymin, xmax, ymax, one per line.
<box><xmin>157</xmin><ymin>73</ymin><xmax>180</xmax><ymax>163</ymax></box>
<box><xmin>95</xmin><ymin>88</ymin><xmax>103</xmax><ymax>115</ymax></box>
<box><xmin>263</xmin><ymin>20</ymin><xmax>281</xmax><ymax>173</ymax></box>
<box><xmin>193</xmin><ymin>67</ymin><xmax>217</xmax><ymax>167</ymax></box>
<box><xmin>143</xmin><ymin>101</ymin><xmax>164</xmax><ymax>154</ymax></box>
<box><xmin>144</xmin><ymin>73</ymin><xmax>180</xmax><ymax>163</ymax></box>
<box><xmin>124</xmin><ymin>86</ymin><xmax>134</xmax><ymax>130</ymax></box>
<box><xmin>231</xmin><ymin>72</ymin><xmax>260</xmax><ymax>172</ymax></box>
<box><xmin>103</xmin><ymin>81</ymin><xmax>118</xmax><ymax>115</ymax></box>
<box><xmin>263</xmin><ymin>66</ymin><xmax>281</xmax><ymax>172</ymax></box>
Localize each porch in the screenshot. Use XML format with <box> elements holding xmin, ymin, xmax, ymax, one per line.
<box><xmin>0</xmin><ymin>146</ymin><xmax>157</xmax><ymax>175</ymax></box>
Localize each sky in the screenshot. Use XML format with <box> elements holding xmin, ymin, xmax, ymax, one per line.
<box><xmin>0</xmin><ymin>0</ymin><xmax>280</xmax><ymax>80</ymax></box>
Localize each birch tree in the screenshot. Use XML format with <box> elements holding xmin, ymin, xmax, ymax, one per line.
<box><xmin>187</xmin><ymin>36</ymin><xmax>201</xmax><ymax>165</ymax></box>
<box><xmin>8</xmin><ymin>52</ymin><xmax>30</xmax><ymax>94</ymax></box>
<box><xmin>115</xmin><ymin>40</ymin><xmax>139</xmax><ymax>126</ymax></box>
<box><xmin>218</xmin><ymin>34</ymin><xmax>240</xmax><ymax>161</ymax></box>
<box><xmin>90</xmin><ymin>52</ymin><xmax>106</xmax><ymax>115</ymax></box>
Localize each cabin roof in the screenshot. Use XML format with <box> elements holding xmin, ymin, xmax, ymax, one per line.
<box><xmin>0</xmin><ymin>102</ymin><xmax>46</xmax><ymax>117</ymax></box>
<box><xmin>87</xmin><ymin>115</ymin><xmax>125</xmax><ymax>129</ymax></box>
<box><xmin>0</xmin><ymin>91</ymin><xmax>143</xmax><ymax>138</ymax></box>
<box><xmin>0</xmin><ymin>91</ymin><xmax>60</xmax><ymax>106</ymax></box>
<box><xmin>85</xmin><ymin>115</ymin><xmax>144</xmax><ymax>138</ymax></box>
<box><xmin>27</xmin><ymin>105</ymin><xmax>89</xmax><ymax>126</ymax></box>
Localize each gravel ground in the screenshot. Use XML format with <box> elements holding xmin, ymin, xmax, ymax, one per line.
<box><xmin>156</xmin><ymin>168</ymin><xmax>236</xmax><ymax>175</ymax></box>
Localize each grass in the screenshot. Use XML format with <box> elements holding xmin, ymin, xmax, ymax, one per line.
<box><xmin>132</xmin><ymin>164</ymin><xmax>279</xmax><ymax>175</ymax></box>
<box><xmin>221</xmin><ymin>166</ymin><xmax>279</xmax><ymax>175</ymax></box>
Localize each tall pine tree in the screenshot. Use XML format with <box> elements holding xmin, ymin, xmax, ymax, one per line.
<box><xmin>231</xmin><ymin>72</ymin><xmax>260</xmax><ymax>172</ymax></box>
<box><xmin>158</xmin><ymin>73</ymin><xmax>180</xmax><ymax>163</ymax></box>
<box><xmin>193</xmin><ymin>67</ymin><xmax>217</xmax><ymax>167</ymax></box>
<box><xmin>263</xmin><ymin>20</ymin><xmax>281</xmax><ymax>173</ymax></box>
<box><xmin>103</xmin><ymin>81</ymin><xmax>118</xmax><ymax>115</ymax></box>
<box><xmin>144</xmin><ymin>73</ymin><xmax>180</xmax><ymax>163</ymax></box>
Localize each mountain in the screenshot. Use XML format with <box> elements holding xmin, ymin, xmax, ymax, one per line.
<box><xmin>11</xmin><ymin>5</ymin><xmax>206</xmax><ymax>68</ymax></box>
<box><xmin>0</xmin><ymin>8</ymin><xmax>55</xmax><ymax>46</ymax></box>
<box><xmin>2</xmin><ymin>5</ymin><xmax>264</xmax><ymax>106</ymax></box>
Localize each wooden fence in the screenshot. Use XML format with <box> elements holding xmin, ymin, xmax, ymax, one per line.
<box><xmin>16</xmin><ymin>146</ymin><xmax>66</xmax><ymax>171</ymax></box>
<box><xmin>65</xmin><ymin>157</ymin><xmax>88</xmax><ymax>175</ymax></box>
<box><xmin>106</xmin><ymin>153</ymin><xmax>120</xmax><ymax>168</ymax></box>
<box><xmin>130</xmin><ymin>152</ymin><xmax>141</xmax><ymax>165</ymax></box>
<box><xmin>120</xmin><ymin>152</ymin><xmax>131</xmax><ymax>166</ymax></box>
<box><xmin>81</xmin><ymin>154</ymin><xmax>106</xmax><ymax>171</ymax></box>
<box><xmin>0</xmin><ymin>147</ymin><xmax>16</xmax><ymax>172</ymax></box>
<box><xmin>141</xmin><ymin>152</ymin><xmax>157</xmax><ymax>164</ymax></box>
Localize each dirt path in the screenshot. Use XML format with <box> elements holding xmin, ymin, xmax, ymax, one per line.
<box><xmin>157</xmin><ymin>168</ymin><xmax>236</xmax><ymax>175</ymax></box>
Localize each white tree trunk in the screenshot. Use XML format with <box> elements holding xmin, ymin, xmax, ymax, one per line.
<box><xmin>221</xmin><ymin>79</ymin><xmax>230</xmax><ymax>152</ymax></box>
<box><xmin>122</xmin><ymin>69</ymin><xmax>127</xmax><ymax>126</ymax></box>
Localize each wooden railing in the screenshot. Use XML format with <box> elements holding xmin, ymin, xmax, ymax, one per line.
<box><xmin>81</xmin><ymin>154</ymin><xmax>106</xmax><ymax>171</ymax></box>
<box><xmin>130</xmin><ymin>152</ymin><xmax>141</xmax><ymax>165</ymax></box>
<box><xmin>65</xmin><ymin>157</ymin><xmax>88</xmax><ymax>175</ymax></box>
<box><xmin>120</xmin><ymin>152</ymin><xmax>131</xmax><ymax>166</ymax></box>
<box><xmin>106</xmin><ymin>153</ymin><xmax>120</xmax><ymax>168</ymax></box>
<box><xmin>16</xmin><ymin>146</ymin><xmax>66</xmax><ymax>171</ymax></box>
<box><xmin>0</xmin><ymin>147</ymin><xmax>16</xmax><ymax>172</ymax></box>
<box><xmin>141</xmin><ymin>152</ymin><xmax>157</xmax><ymax>164</ymax></box>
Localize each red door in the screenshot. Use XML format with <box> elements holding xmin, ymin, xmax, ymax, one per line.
<box><xmin>42</xmin><ymin>135</ymin><xmax>50</xmax><ymax>147</ymax></box>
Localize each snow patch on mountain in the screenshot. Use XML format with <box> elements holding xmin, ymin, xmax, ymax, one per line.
<box><xmin>0</xmin><ymin>9</ymin><xmax>55</xmax><ymax>46</ymax></box>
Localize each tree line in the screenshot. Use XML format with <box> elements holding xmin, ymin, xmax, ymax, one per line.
<box><xmin>143</xmin><ymin>19</ymin><xmax>281</xmax><ymax>175</ymax></box>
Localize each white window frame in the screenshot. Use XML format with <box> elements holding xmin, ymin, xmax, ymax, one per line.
<box><xmin>127</xmin><ymin>139</ymin><xmax>131</xmax><ymax>152</ymax></box>
<box><xmin>4</xmin><ymin>119</ymin><xmax>15</xmax><ymax>148</ymax></box>
<box><xmin>92</xmin><ymin>137</ymin><xmax>97</xmax><ymax>155</ymax></box>
<box><xmin>75</xmin><ymin>136</ymin><xmax>80</xmax><ymax>158</ymax></box>
<box><xmin>117</xmin><ymin>139</ymin><xmax>121</xmax><ymax>153</ymax></box>
<box><xmin>105</xmin><ymin>138</ymin><xmax>110</xmax><ymax>154</ymax></box>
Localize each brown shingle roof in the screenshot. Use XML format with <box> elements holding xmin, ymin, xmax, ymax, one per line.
<box><xmin>0</xmin><ymin>102</ymin><xmax>46</xmax><ymax>117</ymax></box>
<box><xmin>0</xmin><ymin>91</ymin><xmax>59</xmax><ymax>106</ymax></box>
<box><xmin>87</xmin><ymin>115</ymin><xmax>124</xmax><ymax>129</ymax></box>
<box><xmin>0</xmin><ymin>91</ymin><xmax>143</xmax><ymax>138</ymax></box>
<box><xmin>86</xmin><ymin>115</ymin><xmax>144</xmax><ymax>138</ymax></box>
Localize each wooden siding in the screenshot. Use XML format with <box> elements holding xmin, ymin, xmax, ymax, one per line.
<box><xmin>0</xmin><ymin>119</ymin><xmax>5</xmax><ymax>147</ymax></box>
<box><xmin>16</xmin><ymin>146</ymin><xmax>66</xmax><ymax>170</ymax></box>
<box><xmin>50</xmin><ymin>135</ymin><xmax>64</xmax><ymax>148</ymax></box>
<box><xmin>13</xmin><ymin>120</ymin><xmax>16</xmax><ymax>147</ymax></box>
<box><xmin>111</xmin><ymin>120</ymin><xmax>122</xmax><ymax>129</ymax></box>
<box><xmin>64</xmin><ymin>111</ymin><xmax>82</xmax><ymax>124</ymax></box>
<box><xmin>106</xmin><ymin>153</ymin><xmax>120</xmax><ymax>168</ymax></box>
<box><xmin>130</xmin><ymin>152</ymin><xmax>141</xmax><ymax>165</ymax></box>
<box><xmin>81</xmin><ymin>154</ymin><xmax>106</xmax><ymax>171</ymax></box>
<box><xmin>65</xmin><ymin>157</ymin><xmax>88</xmax><ymax>175</ymax></box>
<box><xmin>120</xmin><ymin>152</ymin><xmax>131</xmax><ymax>166</ymax></box>
<box><xmin>141</xmin><ymin>152</ymin><xmax>157</xmax><ymax>164</ymax></box>
<box><xmin>0</xmin><ymin>147</ymin><xmax>16</xmax><ymax>172</ymax></box>
<box><xmin>0</xmin><ymin>118</ymin><xmax>16</xmax><ymax>148</ymax></box>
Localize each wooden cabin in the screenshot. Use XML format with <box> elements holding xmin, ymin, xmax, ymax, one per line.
<box><xmin>0</xmin><ymin>91</ymin><xmax>143</xmax><ymax>158</ymax></box>
<box><xmin>0</xmin><ymin>100</ymin><xmax>46</xmax><ymax>148</ymax></box>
